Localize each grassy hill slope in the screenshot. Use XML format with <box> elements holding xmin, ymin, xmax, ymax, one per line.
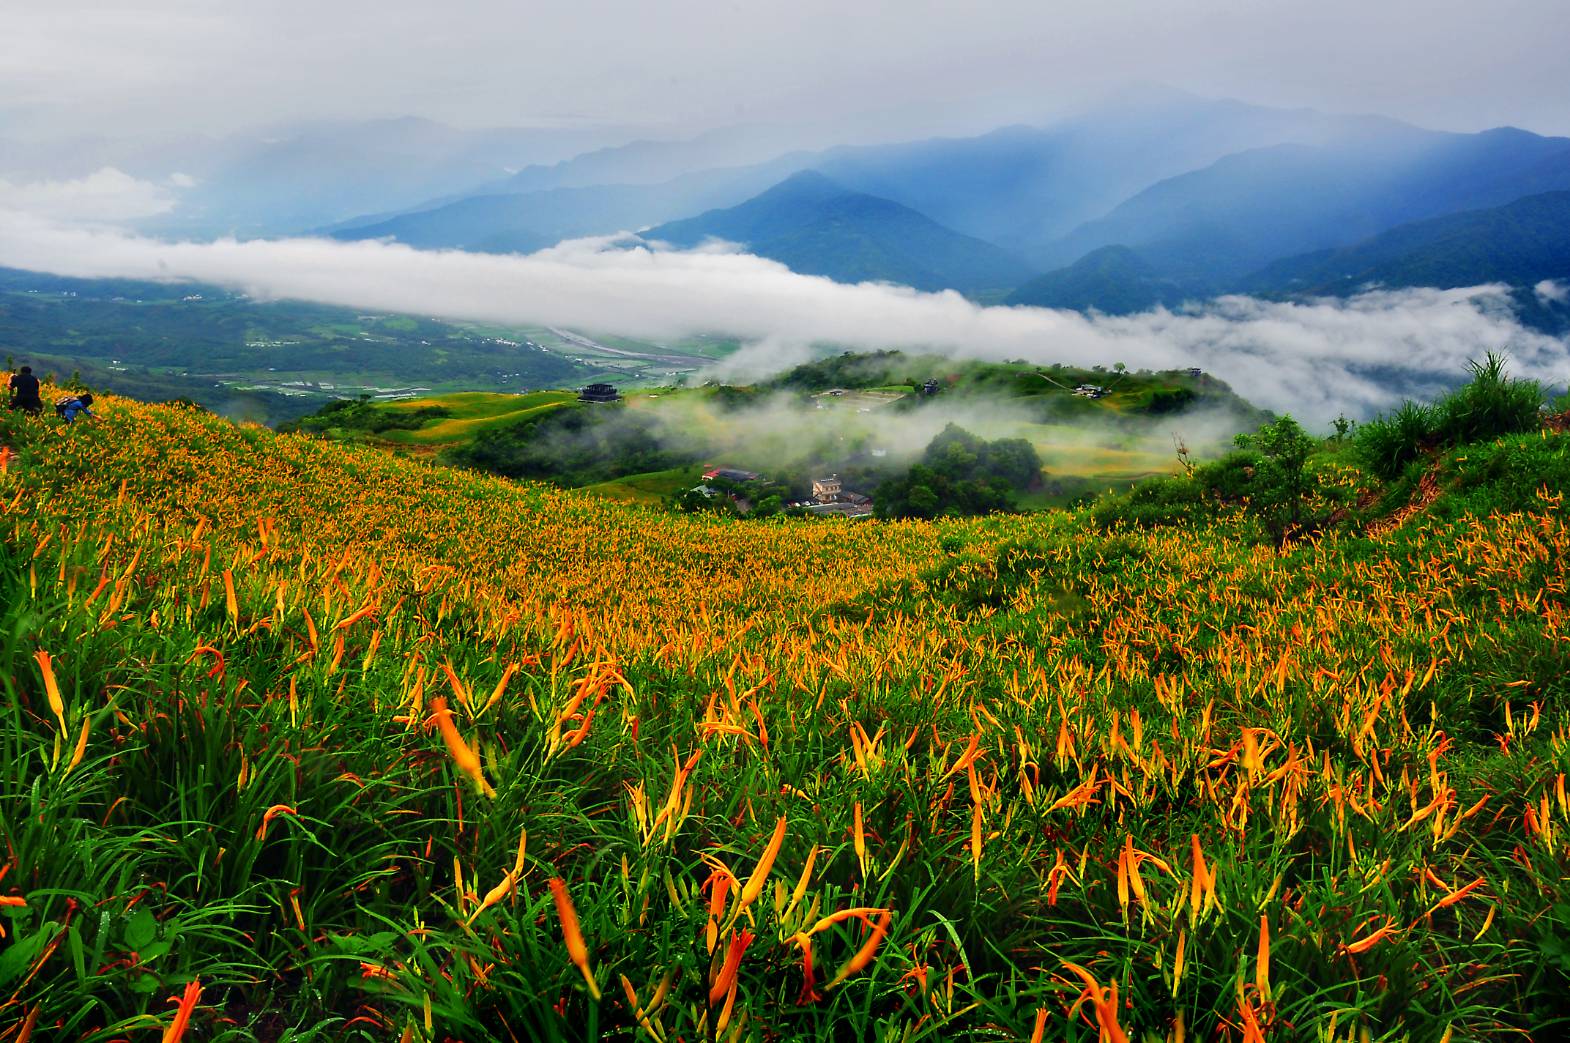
<box><xmin>1</xmin><ymin>392</ymin><xmax>1566</xmax><ymax>1039</ymax></box>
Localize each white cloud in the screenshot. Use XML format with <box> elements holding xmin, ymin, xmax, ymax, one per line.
<box><xmin>4</xmin><ymin>1</ymin><xmax>1569</xmax><ymax>140</ymax></box>
<box><xmin>0</xmin><ymin>212</ymin><xmax>1563</xmax><ymax>425</ymax></box>
<box><xmin>1536</xmin><ymin>280</ymin><xmax>1568</xmax><ymax>305</ymax></box>
<box><xmin>0</xmin><ymin>167</ymin><xmax>179</xmax><ymax>223</ymax></box>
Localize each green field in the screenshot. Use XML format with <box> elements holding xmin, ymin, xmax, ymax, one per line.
<box><xmin>0</xmin><ymin>270</ymin><xmax>730</xmax><ymax>425</ymax></box>
<box><xmin>379</xmin><ymin>391</ymin><xmax>578</xmax><ymax>446</ymax></box>
<box><xmin>580</xmin><ymin>467</ymin><xmax>704</xmax><ymax>506</ymax></box>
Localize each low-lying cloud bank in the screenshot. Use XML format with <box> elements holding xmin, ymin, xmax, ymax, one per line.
<box><xmin>0</xmin><ymin>169</ymin><xmax>188</xmax><ymax>223</ymax></box>
<box><xmin>0</xmin><ymin>208</ymin><xmax>1565</xmax><ymax>425</ymax></box>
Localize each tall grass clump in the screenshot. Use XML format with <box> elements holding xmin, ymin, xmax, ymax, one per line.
<box><xmin>1353</xmin><ymin>400</ymin><xmax>1438</xmax><ymax>482</ymax></box>
<box><xmin>1433</xmin><ymin>352</ymin><xmax>1545</xmax><ymax>446</ymax></box>
<box><xmin>1356</xmin><ymin>353</ymin><xmax>1543</xmax><ymax>480</ymax></box>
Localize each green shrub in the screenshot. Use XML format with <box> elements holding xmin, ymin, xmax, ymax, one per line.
<box><xmin>1234</xmin><ymin>415</ymin><xmax>1319</xmax><ymax>546</ymax></box>
<box><xmin>1433</xmin><ymin>353</ymin><xmax>1544</xmax><ymax>448</ymax></box>
<box><xmin>1193</xmin><ymin>448</ymin><xmax>1265</xmax><ymax>503</ymax></box>
<box><xmin>1099</xmin><ymin>416</ymin><xmax>1343</xmax><ymax>544</ymax></box>
<box><xmin>1091</xmin><ymin>474</ymin><xmax>1211</xmax><ymax>530</ymax></box>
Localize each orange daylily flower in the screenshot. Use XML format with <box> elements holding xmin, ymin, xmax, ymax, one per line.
<box><xmin>826</xmin><ymin>909</ymin><xmax>891</xmax><ymax>989</ymax></box>
<box><xmin>549</xmin><ymin>877</ymin><xmax>601</xmax><ymax>1000</ymax></box>
<box><xmin>428</xmin><ymin>696</ymin><xmax>496</xmax><ymax>798</ymax></box>
<box><xmin>708</xmin><ymin>928</ymin><xmax>753</xmax><ymax>1004</ymax></box>
<box><xmin>33</xmin><ymin>650</ymin><xmax>66</xmax><ymax>734</ymax></box>
<box><xmin>161</xmin><ymin>979</ymin><xmax>202</xmax><ymax>1043</ymax></box>
<box><xmin>255</xmin><ymin>804</ymin><xmax>297</xmax><ymax>841</ymax></box>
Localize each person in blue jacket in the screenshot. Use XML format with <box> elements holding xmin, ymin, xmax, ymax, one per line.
<box><xmin>55</xmin><ymin>393</ymin><xmax>99</xmax><ymax>425</ymax></box>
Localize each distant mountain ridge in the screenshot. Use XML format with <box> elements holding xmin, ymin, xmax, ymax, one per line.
<box><xmin>1240</xmin><ymin>191</ymin><xmax>1570</xmax><ymax>295</ymax></box>
<box><xmin>330</xmin><ymin>94</ymin><xmax>1443</xmax><ymax>264</ymax></box>
<box><xmin>642</xmin><ymin>171</ymin><xmax>1035</xmax><ymax>293</ymax></box>
<box><xmin>1047</xmin><ymin>126</ymin><xmax>1570</xmax><ymax>281</ymax></box>
<box><xmin>312</xmin><ymin>94</ymin><xmax>1570</xmax><ymax>325</ymax></box>
<box><xmin>811</xmin><ymin>97</ymin><xmax>1423</xmax><ymax>262</ymax></box>
<box><xmin>1005</xmin><ymin>246</ymin><xmax>1192</xmax><ymax>314</ymax></box>
<box><xmin>1007</xmin><ymin>191</ymin><xmax>1570</xmax><ymax>332</ymax></box>
<box><xmin>332</xmin><ymin>157</ymin><xmax>809</xmax><ymax>253</ymax></box>
<box><xmin>133</xmin><ymin>117</ymin><xmax>638</xmax><ymax>236</ymax></box>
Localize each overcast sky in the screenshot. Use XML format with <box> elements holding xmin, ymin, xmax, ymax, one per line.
<box><xmin>5</xmin><ymin>0</ymin><xmax>1570</xmax><ymax>142</ymax></box>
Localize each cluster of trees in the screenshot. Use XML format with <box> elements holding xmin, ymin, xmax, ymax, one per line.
<box><xmin>674</xmin><ymin>474</ymin><xmax>790</xmax><ymax>518</ymax></box>
<box><xmin>448</xmin><ymin>404</ymin><xmax>699</xmax><ymax>487</ymax></box>
<box><xmin>875</xmin><ymin>424</ymin><xmax>1043</xmax><ymax>519</ymax></box>
<box><xmin>282</xmin><ymin>397</ymin><xmax>450</xmax><ymax>436</ymax></box>
<box><xmin>759</xmin><ymin>350</ymin><xmax>916</xmax><ymax>393</ymax></box>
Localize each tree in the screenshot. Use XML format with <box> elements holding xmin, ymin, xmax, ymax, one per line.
<box><xmin>906</xmin><ymin>484</ymin><xmax>940</xmax><ymax>518</ymax></box>
<box><xmin>874</xmin><ymin>424</ymin><xmax>1043</xmax><ymax>519</ymax></box>
<box><xmin>1237</xmin><ymin>415</ymin><xmax>1317</xmax><ymax>546</ymax></box>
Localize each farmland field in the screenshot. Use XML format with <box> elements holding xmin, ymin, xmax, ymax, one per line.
<box><xmin>1</xmin><ymin>390</ymin><xmax>1567</xmax><ymax>1041</ymax></box>
<box><xmin>377</xmin><ymin>392</ymin><xmax>579</xmax><ymax>447</ymax></box>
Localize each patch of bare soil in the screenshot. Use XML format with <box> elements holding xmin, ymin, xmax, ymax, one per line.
<box><xmin>1366</xmin><ymin>465</ymin><xmax>1442</xmax><ymax>537</ymax></box>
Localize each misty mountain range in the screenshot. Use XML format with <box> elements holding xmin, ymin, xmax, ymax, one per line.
<box><xmin>318</xmin><ymin>93</ymin><xmax>1570</xmax><ymax>319</ymax></box>
<box><xmin>12</xmin><ymin>91</ymin><xmax>1569</xmax><ymax>322</ymax></box>
<box><xmin>642</xmin><ymin>171</ymin><xmax>1036</xmax><ymax>293</ymax></box>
